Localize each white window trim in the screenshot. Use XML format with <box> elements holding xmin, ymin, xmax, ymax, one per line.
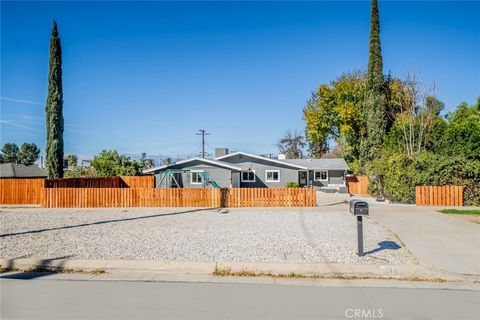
<box><xmin>265</xmin><ymin>170</ymin><xmax>280</xmax><ymax>183</ymax></box>
<box><xmin>314</xmin><ymin>170</ymin><xmax>328</xmax><ymax>181</ymax></box>
<box><xmin>190</xmin><ymin>170</ymin><xmax>204</xmax><ymax>185</ymax></box>
<box><xmin>241</xmin><ymin>170</ymin><xmax>256</xmax><ymax>183</ymax></box>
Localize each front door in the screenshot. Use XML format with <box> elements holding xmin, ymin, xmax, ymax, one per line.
<box><xmin>298</xmin><ymin>171</ymin><xmax>307</xmax><ymax>187</ymax></box>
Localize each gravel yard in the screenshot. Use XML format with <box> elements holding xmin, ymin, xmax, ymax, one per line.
<box><xmin>0</xmin><ymin>207</ymin><xmax>415</xmax><ymax>264</ymax></box>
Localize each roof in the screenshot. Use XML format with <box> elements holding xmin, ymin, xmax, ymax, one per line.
<box><xmin>280</xmin><ymin>158</ymin><xmax>349</xmax><ymax>170</ymax></box>
<box><xmin>0</xmin><ymin>163</ymin><xmax>47</xmax><ymax>178</ymax></box>
<box><xmin>142</xmin><ymin>157</ymin><xmax>243</xmax><ymax>174</ymax></box>
<box><xmin>215</xmin><ymin>152</ymin><xmax>308</xmax><ymax>170</ymax></box>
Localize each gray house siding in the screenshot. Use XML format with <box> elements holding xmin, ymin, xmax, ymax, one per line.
<box><xmin>308</xmin><ymin>169</ymin><xmax>346</xmax><ymax>188</ymax></box>
<box><xmin>147</xmin><ymin>153</ymin><xmax>349</xmax><ymax>191</ymax></box>
<box><xmin>219</xmin><ymin>154</ymin><xmax>300</xmax><ymax>188</ymax></box>
<box><xmin>154</xmin><ymin>161</ymin><xmax>233</xmax><ymax>188</ymax></box>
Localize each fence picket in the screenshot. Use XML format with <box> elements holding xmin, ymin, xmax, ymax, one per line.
<box><xmin>415</xmin><ymin>186</ymin><xmax>463</xmax><ymax>207</ymax></box>
<box><xmin>2</xmin><ymin>181</ymin><xmax>318</xmax><ymax>208</ymax></box>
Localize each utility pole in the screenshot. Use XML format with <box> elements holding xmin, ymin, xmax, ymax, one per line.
<box><xmin>196</xmin><ymin>129</ymin><xmax>210</xmax><ymax>158</ymax></box>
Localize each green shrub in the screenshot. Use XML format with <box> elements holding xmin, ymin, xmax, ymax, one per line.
<box><xmin>285</xmin><ymin>182</ymin><xmax>300</xmax><ymax>188</ymax></box>
<box><xmin>370</xmin><ymin>151</ymin><xmax>480</xmax><ymax>205</ymax></box>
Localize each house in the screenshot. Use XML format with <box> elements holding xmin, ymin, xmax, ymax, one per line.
<box><xmin>0</xmin><ymin>163</ymin><xmax>47</xmax><ymax>178</ymax></box>
<box><xmin>143</xmin><ymin>150</ymin><xmax>349</xmax><ymax>192</ymax></box>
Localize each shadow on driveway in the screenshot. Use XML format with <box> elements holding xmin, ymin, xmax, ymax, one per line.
<box><xmin>365</xmin><ymin>241</ymin><xmax>401</xmax><ymax>255</ymax></box>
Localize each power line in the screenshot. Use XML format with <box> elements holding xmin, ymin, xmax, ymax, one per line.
<box><xmin>196</xmin><ymin>129</ymin><xmax>210</xmax><ymax>158</ymax></box>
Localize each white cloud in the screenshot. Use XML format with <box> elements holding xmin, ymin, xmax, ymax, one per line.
<box><xmin>0</xmin><ymin>97</ymin><xmax>44</xmax><ymax>106</ymax></box>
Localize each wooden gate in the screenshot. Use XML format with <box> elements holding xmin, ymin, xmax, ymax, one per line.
<box><xmin>416</xmin><ymin>186</ymin><xmax>463</xmax><ymax>206</ymax></box>
<box><xmin>346</xmin><ymin>176</ymin><xmax>369</xmax><ymax>196</ymax></box>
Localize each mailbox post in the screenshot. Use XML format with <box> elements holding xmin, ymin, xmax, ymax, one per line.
<box><xmin>349</xmin><ymin>200</ymin><xmax>369</xmax><ymax>256</ymax></box>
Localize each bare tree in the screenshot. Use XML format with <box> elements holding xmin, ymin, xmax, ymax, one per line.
<box><xmin>396</xmin><ymin>72</ymin><xmax>442</xmax><ymax>156</ymax></box>
<box><xmin>278</xmin><ymin>130</ymin><xmax>306</xmax><ymax>159</ymax></box>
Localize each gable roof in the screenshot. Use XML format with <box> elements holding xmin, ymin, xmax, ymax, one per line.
<box><xmin>0</xmin><ymin>163</ymin><xmax>47</xmax><ymax>178</ymax></box>
<box><xmin>215</xmin><ymin>152</ymin><xmax>308</xmax><ymax>170</ymax></box>
<box><xmin>142</xmin><ymin>157</ymin><xmax>243</xmax><ymax>174</ymax></box>
<box><xmin>280</xmin><ymin>158</ymin><xmax>349</xmax><ymax>170</ymax></box>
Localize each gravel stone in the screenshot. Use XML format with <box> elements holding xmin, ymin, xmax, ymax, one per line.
<box><xmin>0</xmin><ymin>207</ymin><xmax>416</xmax><ymax>264</ymax></box>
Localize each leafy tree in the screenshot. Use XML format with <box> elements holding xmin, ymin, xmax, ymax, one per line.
<box><xmin>18</xmin><ymin>143</ymin><xmax>40</xmax><ymax>166</ymax></box>
<box><xmin>435</xmin><ymin>99</ymin><xmax>480</xmax><ymax>159</ymax></box>
<box><xmin>164</xmin><ymin>158</ymin><xmax>172</xmax><ymax>165</ymax></box>
<box><xmin>361</xmin><ymin>0</ymin><xmax>387</xmax><ymax>167</ymax></box>
<box><xmin>45</xmin><ymin>21</ymin><xmax>64</xmax><ymax>178</ymax></box>
<box><xmin>64</xmin><ymin>166</ymin><xmax>96</xmax><ymax>178</ymax></box>
<box><xmin>91</xmin><ymin>150</ymin><xmax>144</xmax><ymax>176</ymax></box>
<box><xmin>278</xmin><ymin>130</ymin><xmax>306</xmax><ymax>159</ymax></box>
<box><xmin>369</xmin><ymin>99</ymin><xmax>480</xmax><ymax>205</ymax></box>
<box><xmin>303</xmin><ymin>73</ymin><xmax>366</xmax><ymax>161</ymax></box>
<box><xmin>1</xmin><ymin>143</ymin><xmax>19</xmax><ymax>163</ymax></box>
<box><xmin>303</xmin><ymin>72</ymin><xmax>404</xmax><ymax>172</ymax></box>
<box><xmin>65</xmin><ymin>154</ymin><xmax>79</xmax><ymax>167</ymax></box>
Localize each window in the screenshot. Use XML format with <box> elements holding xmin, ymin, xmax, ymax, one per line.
<box><xmin>265</xmin><ymin>170</ymin><xmax>280</xmax><ymax>182</ymax></box>
<box><xmin>241</xmin><ymin>170</ymin><xmax>255</xmax><ymax>182</ymax></box>
<box><xmin>314</xmin><ymin>170</ymin><xmax>328</xmax><ymax>181</ymax></box>
<box><xmin>191</xmin><ymin>171</ymin><xmax>204</xmax><ymax>184</ymax></box>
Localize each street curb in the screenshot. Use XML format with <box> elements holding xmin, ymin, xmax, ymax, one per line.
<box><xmin>0</xmin><ymin>259</ymin><xmax>215</xmax><ymax>274</ymax></box>
<box><xmin>1</xmin><ymin>258</ymin><xmax>472</xmax><ymax>282</ymax></box>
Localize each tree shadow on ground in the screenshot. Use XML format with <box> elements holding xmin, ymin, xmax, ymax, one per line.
<box><xmin>364</xmin><ymin>240</ymin><xmax>401</xmax><ymax>255</ymax></box>
<box><xmin>1</xmin><ymin>255</ymin><xmax>75</xmax><ymax>280</ymax></box>
<box><xmin>0</xmin><ymin>208</ymin><xmax>217</xmax><ymax>238</ymax></box>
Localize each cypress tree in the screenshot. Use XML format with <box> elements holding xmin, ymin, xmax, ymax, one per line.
<box><xmin>361</xmin><ymin>0</ymin><xmax>387</xmax><ymax>165</ymax></box>
<box><xmin>45</xmin><ymin>21</ymin><xmax>64</xmax><ymax>178</ymax></box>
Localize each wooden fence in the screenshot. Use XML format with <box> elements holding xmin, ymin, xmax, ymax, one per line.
<box><xmin>41</xmin><ymin>187</ymin><xmax>317</xmax><ymax>208</ymax></box>
<box><xmin>121</xmin><ymin>176</ymin><xmax>155</xmax><ymax>188</ymax></box>
<box><xmin>45</xmin><ymin>176</ymin><xmax>154</xmax><ymax>188</ymax></box>
<box><xmin>415</xmin><ymin>186</ymin><xmax>464</xmax><ymax>206</ymax></box>
<box><xmin>346</xmin><ymin>176</ymin><xmax>369</xmax><ymax>196</ymax></box>
<box><xmin>223</xmin><ymin>188</ymin><xmax>317</xmax><ymax>208</ymax></box>
<box><xmin>0</xmin><ymin>179</ymin><xmax>45</xmax><ymax>205</ymax></box>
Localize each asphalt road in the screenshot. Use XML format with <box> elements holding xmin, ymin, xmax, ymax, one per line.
<box><xmin>1</xmin><ymin>279</ymin><xmax>479</xmax><ymax>320</ymax></box>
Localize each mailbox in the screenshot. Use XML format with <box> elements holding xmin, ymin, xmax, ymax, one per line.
<box><xmin>349</xmin><ymin>200</ymin><xmax>369</xmax><ymax>216</ymax></box>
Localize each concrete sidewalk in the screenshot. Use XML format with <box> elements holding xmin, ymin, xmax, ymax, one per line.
<box><xmin>368</xmin><ymin>205</ymin><xmax>480</xmax><ymax>276</ymax></box>
<box><xmin>1</xmin><ymin>257</ymin><xmax>479</xmax><ymax>286</ymax></box>
<box><xmin>1</xmin><ymin>262</ymin><xmax>478</xmax><ymax>291</ymax></box>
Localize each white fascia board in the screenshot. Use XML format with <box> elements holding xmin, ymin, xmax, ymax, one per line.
<box><xmin>215</xmin><ymin>152</ymin><xmax>308</xmax><ymax>170</ymax></box>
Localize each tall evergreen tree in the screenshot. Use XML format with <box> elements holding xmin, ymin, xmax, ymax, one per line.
<box><xmin>45</xmin><ymin>21</ymin><xmax>64</xmax><ymax>178</ymax></box>
<box><xmin>361</xmin><ymin>0</ymin><xmax>387</xmax><ymax>166</ymax></box>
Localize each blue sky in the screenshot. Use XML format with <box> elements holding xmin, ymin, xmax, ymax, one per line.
<box><xmin>1</xmin><ymin>1</ymin><xmax>479</xmax><ymax>161</ymax></box>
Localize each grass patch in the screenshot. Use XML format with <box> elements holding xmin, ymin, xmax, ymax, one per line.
<box><xmin>438</xmin><ymin>209</ymin><xmax>480</xmax><ymax>215</ymax></box>
<box><xmin>212</xmin><ymin>266</ymin><xmax>448</xmax><ymax>283</ymax></box>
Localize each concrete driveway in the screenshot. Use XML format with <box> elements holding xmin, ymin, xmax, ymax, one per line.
<box><xmin>367</xmin><ymin>203</ymin><xmax>480</xmax><ymax>276</ymax></box>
